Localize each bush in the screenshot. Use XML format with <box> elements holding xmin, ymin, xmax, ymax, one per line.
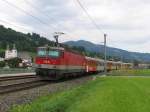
<box><xmin>0</xmin><ymin>61</ymin><xmax>5</xmax><ymax>67</ymax></box>
<box><xmin>6</xmin><ymin>57</ymin><xmax>22</xmax><ymax>68</ymax></box>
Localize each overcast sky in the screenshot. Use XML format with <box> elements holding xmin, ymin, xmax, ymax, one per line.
<box><xmin>0</xmin><ymin>0</ymin><xmax>150</xmax><ymax>53</ymax></box>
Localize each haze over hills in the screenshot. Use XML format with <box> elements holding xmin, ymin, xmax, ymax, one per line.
<box><xmin>64</xmin><ymin>40</ymin><xmax>150</xmax><ymax>63</ymax></box>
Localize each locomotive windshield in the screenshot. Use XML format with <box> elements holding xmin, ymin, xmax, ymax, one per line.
<box><xmin>38</xmin><ymin>49</ymin><xmax>46</xmax><ymax>56</ymax></box>
<box><xmin>37</xmin><ymin>47</ymin><xmax>61</xmax><ymax>58</ymax></box>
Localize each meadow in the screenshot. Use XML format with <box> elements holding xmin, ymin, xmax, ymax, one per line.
<box><xmin>10</xmin><ymin>71</ymin><xmax>150</xmax><ymax>112</ymax></box>
<box><xmin>109</xmin><ymin>69</ymin><xmax>150</xmax><ymax>76</ymax></box>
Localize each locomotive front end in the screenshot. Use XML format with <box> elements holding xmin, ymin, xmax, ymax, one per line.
<box><xmin>35</xmin><ymin>46</ymin><xmax>64</xmax><ymax>80</ymax></box>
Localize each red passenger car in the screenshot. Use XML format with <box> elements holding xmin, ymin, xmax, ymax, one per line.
<box><xmin>85</xmin><ymin>57</ymin><xmax>98</xmax><ymax>73</ymax></box>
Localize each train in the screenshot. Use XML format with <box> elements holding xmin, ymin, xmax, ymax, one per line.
<box><xmin>35</xmin><ymin>46</ymin><xmax>132</xmax><ymax>80</ymax></box>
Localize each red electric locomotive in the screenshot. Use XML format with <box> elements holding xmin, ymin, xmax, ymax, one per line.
<box><xmin>35</xmin><ymin>46</ymin><xmax>87</xmax><ymax>80</ymax></box>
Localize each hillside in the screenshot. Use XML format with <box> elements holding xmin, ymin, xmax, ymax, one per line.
<box><xmin>64</xmin><ymin>40</ymin><xmax>150</xmax><ymax>63</ymax></box>
<box><xmin>0</xmin><ymin>25</ymin><xmax>55</xmax><ymax>52</ymax></box>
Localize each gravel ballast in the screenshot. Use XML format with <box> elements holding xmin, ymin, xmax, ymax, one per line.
<box><xmin>0</xmin><ymin>75</ymin><xmax>94</xmax><ymax>112</ymax></box>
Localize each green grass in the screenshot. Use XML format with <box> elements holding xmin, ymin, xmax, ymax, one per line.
<box><xmin>109</xmin><ymin>69</ymin><xmax>150</xmax><ymax>76</ymax></box>
<box><xmin>10</xmin><ymin>76</ymin><xmax>150</xmax><ymax>112</ymax></box>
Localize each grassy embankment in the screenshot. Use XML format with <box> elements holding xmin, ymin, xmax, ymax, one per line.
<box><xmin>10</xmin><ymin>70</ymin><xmax>150</xmax><ymax>112</ymax></box>
<box><xmin>109</xmin><ymin>69</ymin><xmax>150</xmax><ymax>76</ymax></box>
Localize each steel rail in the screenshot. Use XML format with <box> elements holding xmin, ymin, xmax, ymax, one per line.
<box><xmin>0</xmin><ymin>75</ymin><xmax>37</xmax><ymax>82</ymax></box>
<box><xmin>0</xmin><ymin>80</ymin><xmax>48</xmax><ymax>94</ymax></box>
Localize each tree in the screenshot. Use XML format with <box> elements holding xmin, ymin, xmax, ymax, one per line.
<box><xmin>6</xmin><ymin>57</ymin><xmax>22</xmax><ymax>68</ymax></box>
<box><xmin>0</xmin><ymin>61</ymin><xmax>5</xmax><ymax>67</ymax></box>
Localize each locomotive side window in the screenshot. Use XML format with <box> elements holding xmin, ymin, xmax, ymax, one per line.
<box><xmin>48</xmin><ymin>50</ymin><xmax>60</xmax><ymax>57</ymax></box>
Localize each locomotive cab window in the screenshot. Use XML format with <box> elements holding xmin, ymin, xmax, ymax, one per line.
<box><xmin>48</xmin><ymin>50</ymin><xmax>60</xmax><ymax>57</ymax></box>
<box><xmin>38</xmin><ymin>49</ymin><xmax>46</xmax><ymax>56</ymax></box>
<box><xmin>37</xmin><ymin>47</ymin><xmax>64</xmax><ymax>58</ymax></box>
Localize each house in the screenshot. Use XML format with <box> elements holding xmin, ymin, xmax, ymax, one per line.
<box><xmin>5</xmin><ymin>44</ymin><xmax>17</xmax><ymax>59</ymax></box>
<box><xmin>0</xmin><ymin>57</ymin><xmax>4</xmax><ymax>61</ymax></box>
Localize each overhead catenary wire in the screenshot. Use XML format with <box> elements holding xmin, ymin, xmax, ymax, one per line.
<box><xmin>22</xmin><ymin>0</ymin><xmax>65</xmax><ymax>30</ymax></box>
<box><xmin>2</xmin><ymin>0</ymin><xmax>81</xmax><ymax>41</ymax></box>
<box><xmin>0</xmin><ymin>19</ymin><xmax>51</xmax><ymax>37</ymax></box>
<box><xmin>22</xmin><ymin>0</ymin><xmax>82</xmax><ymax>39</ymax></box>
<box><xmin>75</xmin><ymin>0</ymin><xmax>105</xmax><ymax>34</ymax></box>
<box><xmin>1</xmin><ymin>0</ymin><xmax>106</xmax><ymax>43</ymax></box>
<box><xmin>75</xmin><ymin>0</ymin><xmax>107</xmax><ymax>74</ymax></box>
<box><xmin>22</xmin><ymin>0</ymin><xmax>61</xmax><ymax>29</ymax></box>
<box><xmin>1</xmin><ymin>0</ymin><xmax>100</xmax><ymax>41</ymax></box>
<box><xmin>0</xmin><ymin>20</ymin><xmax>56</xmax><ymax>50</ymax></box>
<box><xmin>0</xmin><ymin>19</ymin><xmax>31</xmax><ymax>32</ymax></box>
<box><xmin>1</xmin><ymin>0</ymin><xmax>56</xmax><ymax>32</ymax></box>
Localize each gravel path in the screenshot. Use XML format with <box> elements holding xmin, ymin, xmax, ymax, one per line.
<box><xmin>0</xmin><ymin>75</ymin><xmax>94</xmax><ymax>112</ymax></box>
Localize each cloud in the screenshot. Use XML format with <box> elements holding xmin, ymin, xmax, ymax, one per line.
<box><xmin>0</xmin><ymin>0</ymin><xmax>150</xmax><ymax>53</ymax></box>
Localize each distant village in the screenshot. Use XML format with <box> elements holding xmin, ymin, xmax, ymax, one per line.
<box><xmin>0</xmin><ymin>44</ymin><xmax>32</xmax><ymax>68</ymax></box>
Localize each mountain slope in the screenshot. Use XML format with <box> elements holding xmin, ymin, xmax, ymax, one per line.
<box><xmin>0</xmin><ymin>25</ymin><xmax>55</xmax><ymax>52</ymax></box>
<box><xmin>64</xmin><ymin>40</ymin><xmax>150</xmax><ymax>62</ymax></box>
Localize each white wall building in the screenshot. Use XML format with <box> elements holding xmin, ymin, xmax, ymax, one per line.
<box><xmin>5</xmin><ymin>44</ymin><xmax>17</xmax><ymax>59</ymax></box>
<box><xmin>0</xmin><ymin>57</ymin><xmax>4</xmax><ymax>61</ymax></box>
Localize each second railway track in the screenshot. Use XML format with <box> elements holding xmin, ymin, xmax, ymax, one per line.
<box><xmin>0</xmin><ymin>80</ymin><xmax>49</xmax><ymax>95</ymax></box>
<box><xmin>0</xmin><ymin>74</ymin><xmax>50</xmax><ymax>94</ymax></box>
<box><xmin>0</xmin><ymin>75</ymin><xmax>37</xmax><ymax>82</ymax></box>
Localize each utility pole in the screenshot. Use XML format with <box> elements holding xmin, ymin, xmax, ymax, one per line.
<box><xmin>120</xmin><ymin>55</ymin><xmax>123</xmax><ymax>69</ymax></box>
<box><xmin>104</xmin><ymin>34</ymin><xmax>107</xmax><ymax>74</ymax></box>
<box><xmin>53</xmin><ymin>32</ymin><xmax>65</xmax><ymax>47</ymax></box>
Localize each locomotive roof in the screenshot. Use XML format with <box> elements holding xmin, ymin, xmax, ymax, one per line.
<box><xmin>38</xmin><ymin>46</ymin><xmax>65</xmax><ymax>50</ymax></box>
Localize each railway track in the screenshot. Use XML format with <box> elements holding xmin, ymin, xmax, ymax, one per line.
<box><xmin>0</xmin><ymin>80</ymin><xmax>49</xmax><ymax>94</ymax></box>
<box><xmin>0</xmin><ymin>75</ymin><xmax>37</xmax><ymax>82</ymax></box>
